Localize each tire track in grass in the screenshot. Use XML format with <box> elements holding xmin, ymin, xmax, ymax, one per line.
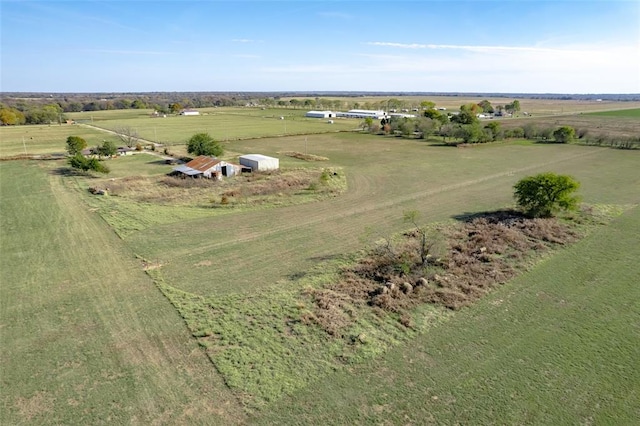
<box><xmin>165</xmin><ymin>147</ymin><xmax>607</xmax><ymax>260</ymax></box>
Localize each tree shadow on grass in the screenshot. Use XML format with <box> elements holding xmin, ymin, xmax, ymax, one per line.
<box><xmin>451</xmin><ymin>208</ymin><xmax>525</xmax><ymax>223</ymax></box>
<box><xmin>50</xmin><ymin>167</ymin><xmax>100</xmax><ymax>179</ymax></box>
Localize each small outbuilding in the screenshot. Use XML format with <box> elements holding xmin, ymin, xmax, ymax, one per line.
<box><xmin>180</xmin><ymin>109</ymin><xmax>200</xmax><ymax>116</ymax></box>
<box><xmin>239</xmin><ymin>154</ymin><xmax>279</xmax><ymax>172</ymax></box>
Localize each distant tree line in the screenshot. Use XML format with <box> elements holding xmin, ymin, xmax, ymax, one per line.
<box><xmin>0</xmin><ymin>103</ymin><xmax>65</xmax><ymax>125</ymax></box>
<box><xmin>0</xmin><ymin>94</ymin><xmax>253</xmax><ymax>124</ymax></box>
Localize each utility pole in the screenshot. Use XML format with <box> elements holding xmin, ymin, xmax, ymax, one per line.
<box><xmin>22</xmin><ymin>136</ymin><xmax>27</xmax><ymax>155</ymax></box>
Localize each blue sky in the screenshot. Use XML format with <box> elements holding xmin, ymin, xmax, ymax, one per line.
<box><xmin>1</xmin><ymin>0</ymin><xmax>639</xmax><ymax>93</ymax></box>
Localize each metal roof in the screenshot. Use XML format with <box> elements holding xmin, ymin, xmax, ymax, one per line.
<box><xmin>173</xmin><ymin>165</ymin><xmax>203</xmax><ymax>175</ymax></box>
<box><xmin>185</xmin><ymin>156</ymin><xmax>221</xmax><ymax>172</ymax></box>
<box><xmin>239</xmin><ymin>154</ymin><xmax>277</xmax><ymax>162</ymax></box>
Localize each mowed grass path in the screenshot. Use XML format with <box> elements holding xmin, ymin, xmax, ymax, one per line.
<box><xmin>253</xmin><ymin>205</ymin><xmax>640</xmax><ymax>424</ymax></box>
<box><xmin>0</xmin><ymin>161</ymin><xmax>243</xmax><ymax>424</ymax></box>
<box><xmin>125</xmin><ymin>135</ymin><xmax>639</xmax><ymax>297</ymax></box>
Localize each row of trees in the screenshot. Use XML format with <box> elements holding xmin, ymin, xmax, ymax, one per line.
<box><xmin>364</xmin><ymin>100</ymin><xmax>588</xmax><ymax>145</ymax></box>
<box><xmin>0</xmin><ymin>104</ymin><xmax>65</xmax><ymax>125</ymax></box>
<box><xmin>0</xmin><ymin>95</ymin><xmax>246</xmax><ymax>119</ymax></box>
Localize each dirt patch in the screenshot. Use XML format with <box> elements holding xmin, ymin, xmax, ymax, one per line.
<box><xmin>304</xmin><ymin>210</ymin><xmax>579</xmax><ymax>335</ymax></box>
<box><xmin>279</xmin><ymin>151</ymin><xmax>329</xmax><ymax>161</ymax></box>
<box><xmin>14</xmin><ymin>391</ymin><xmax>55</xmax><ymax>421</ymax></box>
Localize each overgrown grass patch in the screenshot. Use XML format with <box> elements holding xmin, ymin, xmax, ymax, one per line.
<box><xmin>146</xmin><ymin>265</ymin><xmax>446</xmax><ymax>411</ymax></box>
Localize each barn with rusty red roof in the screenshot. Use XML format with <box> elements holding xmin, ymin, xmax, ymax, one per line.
<box><xmin>172</xmin><ymin>155</ymin><xmax>241</xmax><ymax>179</ymax></box>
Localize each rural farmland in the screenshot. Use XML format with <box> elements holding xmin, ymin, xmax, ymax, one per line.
<box><xmin>1</xmin><ymin>96</ymin><xmax>639</xmax><ymax>424</ymax></box>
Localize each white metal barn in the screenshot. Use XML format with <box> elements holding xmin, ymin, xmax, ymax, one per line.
<box><xmin>239</xmin><ymin>154</ymin><xmax>279</xmax><ymax>171</ymax></box>
<box><xmin>305</xmin><ymin>110</ymin><xmax>335</xmax><ymax>118</ymax></box>
<box><xmin>336</xmin><ymin>109</ymin><xmax>388</xmax><ymax>119</ymax></box>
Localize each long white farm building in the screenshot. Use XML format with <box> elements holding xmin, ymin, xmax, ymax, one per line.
<box><xmin>336</xmin><ymin>109</ymin><xmax>388</xmax><ymax>119</ymax></box>
<box><xmin>239</xmin><ymin>154</ymin><xmax>279</xmax><ymax>171</ymax></box>
<box><xmin>305</xmin><ymin>110</ymin><xmax>335</xmax><ymax>118</ymax></box>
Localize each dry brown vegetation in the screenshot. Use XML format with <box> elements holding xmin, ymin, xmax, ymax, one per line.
<box><xmin>304</xmin><ymin>210</ymin><xmax>580</xmax><ymax>335</ymax></box>
<box><xmin>94</xmin><ymin>168</ymin><xmax>343</xmax><ymax>206</ymax></box>
<box><xmin>279</xmin><ymin>151</ymin><xmax>329</xmax><ymax>161</ymax></box>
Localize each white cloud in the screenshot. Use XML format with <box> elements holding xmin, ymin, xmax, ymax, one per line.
<box><xmin>366</xmin><ymin>41</ymin><xmax>590</xmax><ymax>54</ymax></box>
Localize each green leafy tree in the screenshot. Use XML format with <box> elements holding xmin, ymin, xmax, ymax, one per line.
<box><xmin>187</xmin><ymin>133</ymin><xmax>223</xmax><ymax>157</ymax></box>
<box><xmin>362</xmin><ymin>116</ymin><xmax>374</xmax><ymax>131</ymax></box>
<box><xmin>514</xmin><ymin>172</ymin><xmax>580</xmax><ymax>218</ymax></box>
<box><xmin>66</xmin><ymin>136</ymin><xmax>88</xmax><ymax>155</ymax></box>
<box><xmin>553</xmin><ymin>126</ymin><xmax>576</xmax><ymax>143</ymax></box>
<box><xmin>484</xmin><ymin>121</ymin><xmax>502</xmax><ymax>141</ymax></box>
<box><xmin>540</xmin><ymin>127</ymin><xmax>554</xmax><ymax>141</ymax></box>
<box><xmin>68</xmin><ymin>154</ymin><xmax>110</xmax><ymax>174</ymax></box>
<box><xmin>454</xmin><ymin>123</ymin><xmax>486</xmax><ymax>143</ymax></box>
<box><xmin>451</xmin><ymin>104</ymin><xmax>479</xmax><ymax>125</ymax></box>
<box><xmin>415</xmin><ymin>117</ymin><xmax>436</xmax><ymax>138</ymax></box>
<box><xmin>97</xmin><ymin>140</ymin><xmax>117</xmax><ymax>157</ymax></box>
<box><xmin>131</xmin><ymin>99</ymin><xmax>147</xmax><ymax>109</ymax></box>
<box><xmin>420</xmin><ymin>100</ymin><xmax>436</xmax><ymax>110</ymax></box>
<box><xmin>477</xmin><ymin>99</ymin><xmax>494</xmax><ymax>113</ymax></box>
<box><xmin>505</xmin><ymin>100</ymin><xmax>521</xmax><ymax>116</ymax></box>
<box><xmin>398</xmin><ymin>118</ymin><xmax>416</xmax><ymax>137</ymax></box>
<box><xmin>0</xmin><ymin>106</ymin><xmax>26</xmax><ymax>125</ymax></box>
<box><xmin>523</xmin><ymin>123</ymin><xmax>538</xmax><ymax>139</ymax></box>
<box><xmin>505</xmin><ymin>127</ymin><xmax>525</xmax><ymax>138</ymax></box>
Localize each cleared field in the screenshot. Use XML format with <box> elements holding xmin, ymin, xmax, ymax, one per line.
<box><xmin>253</xmin><ymin>205</ymin><xmax>640</xmax><ymax>424</ymax></box>
<box><xmin>0</xmin><ymin>161</ymin><xmax>243</xmax><ymax>424</ymax></box>
<box><xmin>0</xmin><ymin>124</ymin><xmax>122</xmax><ymax>157</ymax></box>
<box><xmin>67</xmin><ymin>107</ymin><xmax>362</xmax><ymax>145</ymax></box>
<box><xmin>120</xmin><ymin>135</ymin><xmax>639</xmax><ymax>297</ymax></box>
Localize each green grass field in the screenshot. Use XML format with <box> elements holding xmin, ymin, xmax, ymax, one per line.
<box><xmin>67</xmin><ymin>107</ymin><xmax>362</xmax><ymax>145</ymax></box>
<box><xmin>584</xmin><ymin>108</ymin><xmax>640</xmax><ymax>117</ymax></box>
<box><xmin>0</xmin><ymin>161</ymin><xmax>242</xmax><ymax>424</ymax></box>
<box><xmin>253</xmin><ymin>205</ymin><xmax>640</xmax><ymax>424</ymax></box>
<box><xmin>0</xmin><ymin>124</ymin><xmax>122</xmax><ymax>157</ymax></box>
<box><xmin>2</xmin><ymin>103</ymin><xmax>639</xmax><ymax>423</ymax></box>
